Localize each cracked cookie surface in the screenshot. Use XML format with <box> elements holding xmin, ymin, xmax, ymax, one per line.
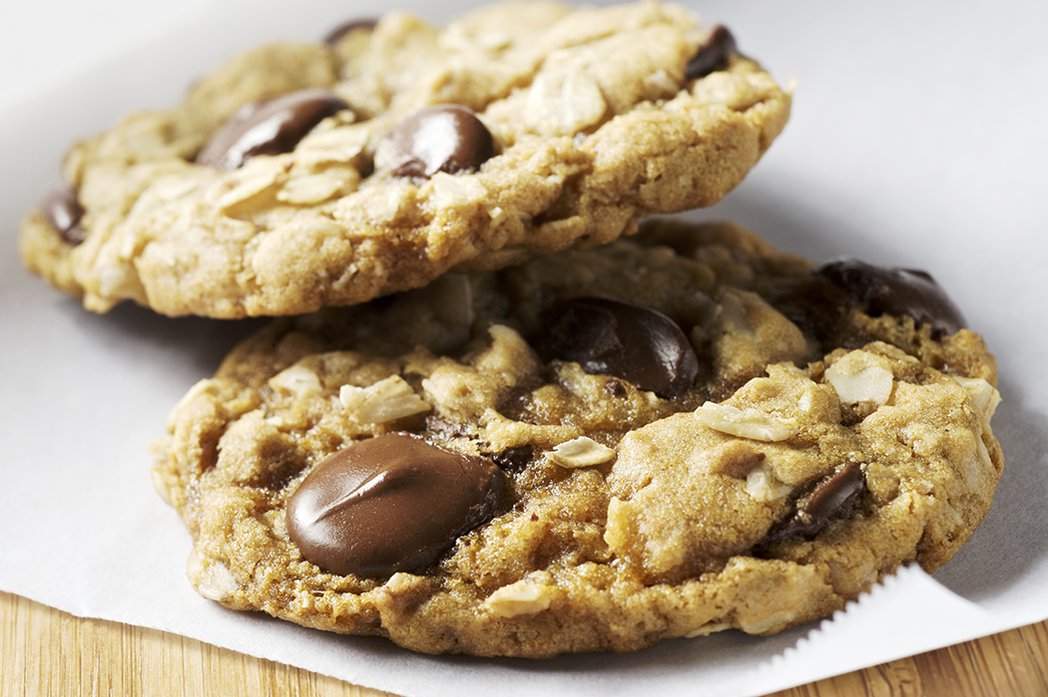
<box><xmin>19</xmin><ymin>1</ymin><xmax>791</xmax><ymax>318</ymax></box>
<box><xmin>153</xmin><ymin>220</ymin><xmax>1003</xmax><ymax>657</ymax></box>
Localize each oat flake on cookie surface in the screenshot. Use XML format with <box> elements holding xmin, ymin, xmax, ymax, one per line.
<box><xmin>19</xmin><ymin>1</ymin><xmax>791</xmax><ymax>318</ymax></box>
<box><xmin>153</xmin><ymin>220</ymin><xmax>1003</xmax><ymax>657</ymax></box>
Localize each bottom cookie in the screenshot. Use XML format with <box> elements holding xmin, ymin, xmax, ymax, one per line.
<box><xmin>153</xmin><ymin>220</ymin><xmax>1002</xmax><ymax>657</ymax></box>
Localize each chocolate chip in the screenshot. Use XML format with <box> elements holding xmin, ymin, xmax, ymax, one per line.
<box><xmin>424</xmin><ymin>415</ymin><xmax>469</xmax><ymax>439</ymax></box>
<box><xmin>815</xmin><ymin>259</ymin><xmax>966</xmax><ymax>336</ymax></box>
<box><xmin>491</xmin><ymin>445</ymin><xmax>533</xmax><ymax>471</ymax></box>
<box><xmin>764</xmin><ymin>271</ymin><xmax>866</xmax><ymax>349</ymax></box>
<box><xmin>286</xmin><ymin>434</ymin><xmax>509</xmax><ymax>578</ymax></box>
<box><xmin>323</xmin><ymin>18</ymin><xmax>378</xmax><ymax>45</ymax></box>
<box><xmin>684</xmin><ymin>25</ymin><xmax>737</xmax><ymax>80</ymax></box>
<box><xmin>40</xmin><ymin>187</ymin><xmax>86</xmax><ymax>245</ymax></box>
<box><xmin>196</xmin><ymin>88</ymin><xmax>349</xmax><ymax>170</ymax></box>
<box><xmin>384</xmin><ymin>105</ymin><xmax>495</xmax><ymax>178</ymax></box>
<box><xmin>768</xmin><ymin>463</ymin><xmax>866</xmax><ymax>541</ymax></box>
<box><xmin>541</xmin><ymin>298</ymin><xmax>701</xmax><ymax>398</ymax></box>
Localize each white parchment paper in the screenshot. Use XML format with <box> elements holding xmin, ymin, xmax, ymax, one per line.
<box><xmin>1</xmin><ymin>1</ymin><xmax>1046</xmax><ymax>695</ymax></box>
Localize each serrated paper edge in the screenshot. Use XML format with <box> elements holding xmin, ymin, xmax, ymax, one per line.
<box><xmin>740</xmin><ymin>564</ymin><xmax>998</xmax><ymax>696</ymax></box>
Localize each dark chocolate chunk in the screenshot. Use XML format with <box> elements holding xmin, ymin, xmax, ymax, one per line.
<box><xmin>768</xmin><ymin>463</ymin><xmax>866</xmax><ymax>541</ymax></box>
<box><xmin>541</xmin><ymin>297</ymin><xmax>701</xmax><ymax>398</ymax></box>
<box><xmin>196</xmin><ymin>88</ymin><xmax>349</xmax><ymax>170</ymax></box>
<box><xmin>40</xmin><ymin>187</ymin><xmax>86</xmax><ymax>245</ymax></box>
<box><xmin>815</xmin><ymin>259</ymin><xmax>966</xmax><ymax>336</ymax></box>
<box><xmin>424</xmin><ymin>415</ymin><xmax>469</xmax><ymax>439</ymax></box>
<box><xmin>286</xmin><ymin>434</ymin><xmax>509</xmax><ymax>578</ymax></box>
<box><xmin>764</xmin><ymin>274</ymin><xmax>853</xmax><ymax>345</ymax></box>
<box><xmin>323</xmin><ymin>18</ymin><xmax>378</xmax><ymax>46</ymax></box>
<box><xmin>384</xmin><ymin>105</ymin><xmax>495</xmax><ymax>178</ymax></box>
<box><xmin>491</xmin><ymin>445</ymin><xmax>534</xmax><ymax>471</ymax></box>
<box><xmin>684</xmin><ymin>25</ymin><xmax>737</xmax><ymax>80</ymax></box>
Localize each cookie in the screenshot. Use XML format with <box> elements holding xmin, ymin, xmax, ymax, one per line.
<box><xmin>18</xmin><ymin>2</ymin><xmax>791</xmax><ymax>318</ymax></box>
<box><xmin>152</xmin><ymin>219</ymin><xmax>1003</xmax><ymax>657</ymax></box>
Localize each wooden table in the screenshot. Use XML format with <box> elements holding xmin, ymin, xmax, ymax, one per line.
<box><xmin>2</xmin><ymin>591</ymin><xmax>1045</xmax><ymax>696</ymax></box>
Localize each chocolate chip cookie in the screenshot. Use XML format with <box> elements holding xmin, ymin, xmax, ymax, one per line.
<box><xmin>152</xmin><ymin>220</ymin><xmax>1003</xmax><ymax>657</ymax></box>
<box><xmin>18</xmin><ymin>2</ymin><xmax>790</xmax><ymax>318</ymax></box>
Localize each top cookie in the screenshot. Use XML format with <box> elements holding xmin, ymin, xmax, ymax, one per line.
<box><xmin>19</xmin><ymin>1</ymin><xmax>791</xmax><ymax>318</ymax></box>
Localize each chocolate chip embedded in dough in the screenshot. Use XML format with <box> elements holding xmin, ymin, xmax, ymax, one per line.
<box><xmin>323</xmin><ymin>18</ymin><xmax>378</xmax><ymax>46</ymax></box>
<box><xmin>768</xmin><ymin>463</ymin><xmax>866</xmax><ymax>541</ymax></box>
<box><xmin>491</xmin><ymin>445</ymin><xmax>534</xmax><ymax>471</ymax></box>
<box><xmin>815</xmin><ymin>258</ymin><xmax>966</xmax><ymax>336</ymax></box>
<box><xmin>40</xmin><ymin>187</ymin><xmax>86</xmax><ymax>245</ymax></box>
<box><xmin>196</xmin><ymin>88</ymin><xmax>350</xmax><ymax>170</ymax></box>
<box><xmin>541</xmin><ymin>297</ymin><xmax>701</xmax><ymax>398</ymax></box>
<box><xmin>684</xmin><ymin>25</ymin><xmax>737</xmax><ymax>80</ymax></box>
<box><xmin>384</xmin><ymin>105</ymin><xmax>496</xmax><ymax>178</ymax></box>
<box><xmin>764</xmin><ymin>274</ymin><xmax>851</xmax><ymax>344</ymax></box>
<box><xmin>286</xmin><ymin>434</ymin><xmax>509</xmax><ymax>578</ymax></box>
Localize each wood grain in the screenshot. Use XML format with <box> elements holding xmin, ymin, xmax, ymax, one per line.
<box><xmin>1</xmin><ymin>591</ymin><xmax>1045</xmax><ymax>697</ymax></box>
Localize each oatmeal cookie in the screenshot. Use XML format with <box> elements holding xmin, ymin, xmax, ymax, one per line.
<box><xmin>19</xmin><ymin>2</ymin><xmax>790</xmax><ymax>318</ymax></box>
<box><xmin>153</xmin><ymin>220</ymin><xmax>1002</xmax><ymax>656</ymax></box>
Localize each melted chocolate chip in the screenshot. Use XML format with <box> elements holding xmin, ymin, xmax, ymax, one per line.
<box><xmin>541</xmin><ymin>298</ymin><xmax>701</xmax><ymax>398</ymax></box>
<box><xmin>323</xmin><ymin>18</ymin><xmax>378</xmax><ymax>45</ymax></box>
<box><xmin>491</xmin><ymin>445</ymin><xmax>533</xmax><ymax>471</ymax></box>
<box><xmin>815</xmin><ymin>259</ymin><xmax>966</xmax><ymax>336</ymax></box>
<box><xmin>424</xmin><ymin>415</ymin><xmax>469</xmax><ymax>439</ymax></box>
<box><xmin>768</xmin><ymin>463</ymin><xmax>866</xmax><ymax>541</ymax></box>
<box><xmin>286</xmin><ymin>434</ymin><xmax>509</xmax><ymax>578</ymax></box>
<box><xmin>385</xmin><ymin>105</ymin><xmax>495</xmax><ymax>178</ymax></box>
<box><xmin>765</xmin><ymin>274</ymin><xmax>852</xmax><ymax>344</ymax></box>
<box><xmin>196</xmin><ymin>88</ymin><xmax>349</xmax><ymax>170</ymax></box>
<box><xmin>684</xmin><ymin>25</ymin><xmax>737</xmax><ymax>80</ymax></box>
<box><xmin>40</xmin><ymin>187</ymin><xmax>86</xmax><ymax>245</ymax></box>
